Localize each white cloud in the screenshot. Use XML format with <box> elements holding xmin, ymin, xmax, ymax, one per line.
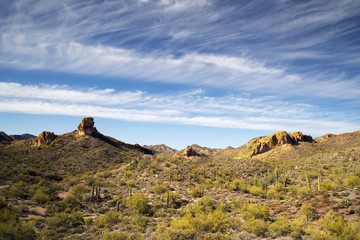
<box><xmin>0</xmin><ymin>82</ymin><xmax>358</xmax><ymax>135</ymax></box>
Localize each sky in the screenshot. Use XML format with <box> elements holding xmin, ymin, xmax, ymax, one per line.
<box><xmin>1</xmin><ymin>0</ymin><xmax>360</xmax><ymax>150</ymax></box>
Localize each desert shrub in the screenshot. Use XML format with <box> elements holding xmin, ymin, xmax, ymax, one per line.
<box><xmin>248</xmin><ymin>185</ymin><xmax>265</xmax><ymax>197</ymax></box>
<box><xmin>85</xmin><ymin>175</ymin><xmax>95</xmax><ymax>186</ymax></box>
<box><xmin>290</xmin><ymin>215</ymin><xmax>307</xmax><ymax>239</ymax></box>
<box><xmin>132</xmin><ymin>214</ymin><xmax>149</xmax><ymax>228</ymax></box>
<box><xmin>163</xmin><ymin>191</ymin><xmax>179</xmax><ymax>208</ymax></box>
<box><xmin>242</xmin><ymin>203</ymin><xmax>270</xmax><ymax>221</ymax></box>
<box><xmin>148</xmin><ymin>164</ymin><xmax>157</xmax><ymax>173</ymax></box>
<box><xmin>118</xmin><ymin>178</ymin><xmax>126</xmax><ymax>186</ymax></box>
<box><xmin>0</xmin><ymin>205</ymin><xmax>36</xmax><ymax>240</ymax></box>
<box><xmin>345</xmin><ymin>176</ymin><xmax>360</xmax><ymax>188</ymax></box>
<box><xmin>296</xmin><ymin>186</ymin><xmax>312</xmax><ymax>200</ymax></box>
<box><xmin>41</xmin><ymin>211</ymin><xmax>84</xmax><ymax>239</ymax></box>
<box><xmin>197</xmin><ymin>196</ymin><xmax>215</xmax><ymax>212</ymax></box>
<box><xmin>0</xmin><ymin>197</ymin><xmax>7</xmax><ymax>210</ymax></box>
<box><xmin>101</xmin><ymin>229</ymin><xmax>144</xmax><ymax>240</ymax></box>
<box><xmin>269</xmin><ymin>215</ymin><xmax>292</xmax><ymax>237</ymax></box>
<box><xmin>190</xmin><ymin>187</ymin><xmax>203</xmax><ymax>198</ymax></box>
<box><xmin>338</xmin><ymin>199</ymin><xmax>350</xmax><ymax>208</ymax></box>
<box><xmin>157</xmin><ymin>208</ymin><xmax>234</xmax><ymax>239</ymax></box>
<box><xmin>304</xmin><ymin>225</ymin><xmax>333</xmax><ymax>240</ymax></box>
<box><xmin>126</xmin><ymin>179</ymin><xmax>136</xmax><ymax>188</ymax></box>
<box><xmin>8</xmin><ymin>182</ymin><xmax>28</xmax><ymax>199</ymax></box>
<box><xmin>229</xmin><ymin>179</ymin><xmax>242</xmax><ymax>191</ymax></box>
<box><xmin>71</xmin><ymin>183</ymin><xmax>89</xmax><ymax>201</ymax></box>
<box><xmin>300</xmin><ymin>204</ymin><xmax>316</xmax><ymax>220</ymax></box>
<box><xmin>95</xmin><ymin>211</ymin><xmax>120</xmax><ymax>228</ymax></box>
<box><xmin>319</xmin><ymin>209</ymin><xmax>346</xmax><ymax>238</ymax></box>
<box><xmin>127</xmin><ymin>193</ymin><xmax>150</xmax><ymax>215</ymax></box>
<box><xmin>320</xmin><ymin>180</ymin><xmax>335</xmax><ymax>193</ymax></box>
<box><xmin>266</xmin><ymin>184</ymin><xmax>286</xmax><ymax>200</ymax></box>
<box><xmin>242</xmin><ymin>217</ymin><xmax>269</xmax><ymax>237</ymax></box>
<box><xmin>152</xmin><ymin>183</ymin><xmax>167</xmax><ymax>194</ymax></box>
<box><xmin>32</xmin><ymin>188</ymin><xmax>51</xmax><ymax>204</ymax></box>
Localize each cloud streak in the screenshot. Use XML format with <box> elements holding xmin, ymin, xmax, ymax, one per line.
<box><xmin>0</xmin><ymin>82</ymin><xmax>358</xmax><ymax>135</ymax></box>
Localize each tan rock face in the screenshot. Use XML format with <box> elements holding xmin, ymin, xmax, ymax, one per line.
<box><xmin>247</xmin><ymin>131</ymin><xmax>313</xmax><ymax>157</ymax></box>
<box><xmin>34</xmin><ymin>131</ymin><xmax>57</xmax><ymax>146</ymax></box>
<box><xmin>77</xmin><ymin>117</ymin><xmax>97</xmax><ymax>136</ymax></box>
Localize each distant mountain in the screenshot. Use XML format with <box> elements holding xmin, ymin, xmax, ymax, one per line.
<box><xmin>143</xmin><ymin>144</ymin><xmax>177</xmax><ymax>157</ymax></box>
<box><xmin>0</xmin><ymin>131</ymin><xmax>13</xmax><ymax>143</ymax></box>
<box><xmin>10</xmin><ymin>133</ymin><xmax>36</xmax><ymax>140</ymax></box>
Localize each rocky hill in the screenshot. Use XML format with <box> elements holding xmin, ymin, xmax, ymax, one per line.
<box><xmin>235</xmin><ymin>131</ymin><xmax>313</xmax><ymax>157</ymax></box>
<box><xmin>0</xmin><ymin>117</ymin><xmax>152</xmax><ymax>183</ymax></box>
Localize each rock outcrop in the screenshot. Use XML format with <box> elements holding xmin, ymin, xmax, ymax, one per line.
<box><xmin>183</xmin><ymin>146</ymin><xmax>201</xmax><ymax>157</ymax></box>
<box><xmin>77</xmin><ymin>117</ymin><xmax>98</xmax><ymax>136</ymax></box>
<box><xmin>244</xmin><ymin>131</ymin><xmax>313</xmax><ymax>157</ymax></box>
<box><xmin>34</xmin><ymin>131</ymin><xmax>57</xmax><ymax>146</ymax></box>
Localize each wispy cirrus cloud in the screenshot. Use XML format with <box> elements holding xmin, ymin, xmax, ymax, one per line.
<box><xmin>0</xmin><ymin>82</ymin><xmax>358</xmax><ymax>135</ymax></box>
<box><xmin>1</xmin><ymin>0</ymin><xmax>360</xmax><ymax>101</ymax></box>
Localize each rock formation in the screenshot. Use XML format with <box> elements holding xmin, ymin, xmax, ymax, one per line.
<box><xmin>183</xmin><ymin>146</ymin><xmax>201</xmax><ymax>157</ymax></box>
<box><xmin>34</xmin><ymin>131</ymin><xmax>57</xmax><ymax>146</ymax></box>
<box><xmin>245</xmin><ymin>131</ymin><xmax>313</xmax><ymax>157</ymax></box>
<box><xmin>77</xmin><ymin>117</ymin><xmax>98</xmax><ymax>136</ymax></box>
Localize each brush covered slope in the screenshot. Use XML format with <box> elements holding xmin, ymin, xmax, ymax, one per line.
<box><xmin>1</xmin><ymin>123</ymin><xmax>360</xmax><ymax>240</ymax></box>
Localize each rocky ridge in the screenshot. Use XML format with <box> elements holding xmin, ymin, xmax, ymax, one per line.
<box><xmin>242</xmin><ymin>131</ymin><xmax>313</xmax><ymax>157</ymax></box>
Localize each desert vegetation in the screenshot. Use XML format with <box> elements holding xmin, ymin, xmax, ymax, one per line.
<box><xmin>1</xmin><ymin>125</ymin><xmax>360</xmax><ymax>239</ymax></box>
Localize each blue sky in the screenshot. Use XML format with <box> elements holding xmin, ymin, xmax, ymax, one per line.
<box><xmin>1</xmin><ymin>0</ymin><xmax>360</xmax><ymax>149</ymax></box>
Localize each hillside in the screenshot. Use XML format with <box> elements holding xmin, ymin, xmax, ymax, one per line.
<box><xmin>1</xmin><ymin>122</ymin><xmax>360</xmax><ymax>240</ymax></box>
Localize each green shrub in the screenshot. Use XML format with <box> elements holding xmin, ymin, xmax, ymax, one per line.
<box><xmin>101</xmin><ymin>229</ymin><xmax>144</xmax><ymax>240</ymax></box>
<box><xmin>269</xmin><ymin>215</ymin><xmax>291</xmax><ymax>237</ymax></box>
<box><xmin>152</xmin><ymin>183</ymin><xmax>167</xmax><ymax>194</ymax></box>
<box><xmin>127</xmin><ymin>193</ymin><xmax>150</xmax><ymax>215</ymax></box>
<box><xmin>300</xmin><ymin>204</ymin><xmax>316</xmax><ymax>220</ymax></box>
<box><xmin>32</xmin><ymin>189</ymin><xmax>51</xmax><ymax>204</ymax></box>
<box><xmin>190</xmin><ymin>187</ymin><xmax>202</xmax><ymax>198</ymax></box>
<box><xmin>345</xmin><ymin>176</ymin><xmax>360</xmax><ymax>188</ymax></box>
<box><xmin>242</xmin><ymin>217</ymin><xmax>269</xmax><ymax>237</ymax></box>
<box><xmin>41</xmin><ymin>211</ymin><xmax>84</xmax><ymax>239</ymax></box>
<box><xmin>242</xmin><ymin>203</ymin><xmax>270</xmax><ymax>221</ymax></box>
<box><xmin>8</xmin><ymin>182</ymin><xmax>28</xmax><ymax>199</ymax></box>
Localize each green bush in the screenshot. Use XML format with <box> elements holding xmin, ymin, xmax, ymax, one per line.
<box><xmin>345</xmin><ymin>176</ymin><xmax>360</xmax><ymax>188</ymax></box>
<box><xmin>0</xmin><ymin>205</ymin><xmax>36</xmax><ymax>240</ymax></box>
<box><xmin>269</xmin><ymin>215</ymin><xmax>291</xmax><ymax>237</ymax></box>
<box><xmin>127</xmin><ymin>193</ymin><xmax>150</xmax><ymax>215</ymax></box>
<box><xmin>190</xmin><ymin>187</ymin><xmax>203</xmax><ymax>198</ymax></box>
<box><xmin>41</xmin><ymin>211</ymin><xmax>84</xmax><ymax>239</ymax></box>
<box><xmin>242</xmin><ymin>217</ymin><xmax>269</xmax><ymax>237</ymax></box>
<box><xmin>32</xmin><ymin>189</ymin><xmax>51</xmax><ymax>204</ymax></box>
<box><xmin>8</xmin><ymin>182</ymin><xmax>28</xmax><ymax>199</ymax></box>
